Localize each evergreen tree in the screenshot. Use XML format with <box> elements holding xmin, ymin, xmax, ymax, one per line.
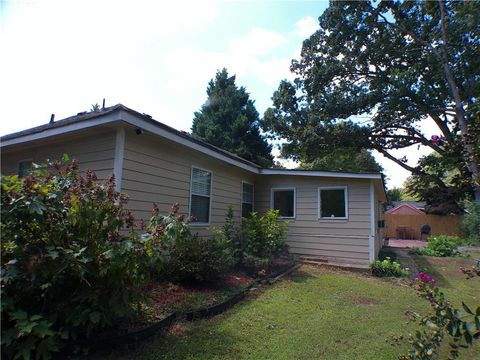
<box><xmin>192</xmin><ymin>68</ymin><xmax>273</xmax><ymax>167</ymax></box>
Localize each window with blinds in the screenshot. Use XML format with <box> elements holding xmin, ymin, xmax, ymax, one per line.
<box><xmin>242</xmin><ymin>182</ymin><xmax>254</xmax><ymax>218</ymax></box>
<box><xmin>189</xmin><ymin>167</ymin><xmax>212</xmax><ymax>223</ymax></box>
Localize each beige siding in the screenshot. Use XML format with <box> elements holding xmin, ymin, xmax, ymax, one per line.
<box><xmin>122</xmin><ymin>130</ymin><xmax>256</xmax><ymax>236</ymax></box>
<box><xmin>255</xmin><ymin>175</ymin><xmax>372</xmax><ymax>265</ymax></box>
<box><xmin>1</xmin><ymin>130</ymin><xmax>116</xmax><ymax>179</ymax></box>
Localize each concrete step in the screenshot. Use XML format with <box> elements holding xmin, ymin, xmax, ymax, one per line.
<box><xmin>301</xmin><ymin>259</ymin><xmax>369</xmax><ymax>273</ymax></box>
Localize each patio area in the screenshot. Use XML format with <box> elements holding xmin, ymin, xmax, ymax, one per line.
<box><xmin>385</xmin><ymin>238</ymin><xmax>427</xmax><ymax>249</ymax></box>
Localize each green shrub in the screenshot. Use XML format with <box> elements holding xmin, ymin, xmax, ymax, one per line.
<box><xmin>237</xmin><ymin>210</ymin><xmax>289</xmax><ymax>261</ymax></box>
<box><xmin>461</xmin><ymin>200</ymin><xmax>480</xmax><ymax>245</ymax></box>
<box><xmin>166</xmin><ymin>231</ymin><xmax>234</xmax><ymax>284</ymax></box>
<box><xmin>414</xmin><ymin>235</ymin><xmax>461</xmax><ymax>257</ymax></box>
<box><xmin>1</xmin><ymin>157</ymin><xmax>154</xmax><ymax>359</ymax></box>
<box><xmin>370</xmin><ymin>257</ymin><xmax>409</xmax><ymax>277</ymax></box>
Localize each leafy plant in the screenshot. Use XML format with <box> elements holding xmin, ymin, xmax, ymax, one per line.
<box><xmin>1</xmin><ymin>157</ymin><xmax>153</xmax><ymax>359</ymax></box>
<box><xmin>166</xmin><ymin>231</ymin><xmax>234</xmax><ymax>284</ymax></box>
<box><xmin>399</xmin><ymin>271</ymin><xmax>480</xmax><ymax>360</ymax></box>
<box><xmin>461</xmin><ymin>200</ymin><xmax>480</xmax><ymax>245</ymax></box>
<box><xmin>370</xmin><ymin>257</ymin><xmax>409</xmax><ymax>278</ymax></box>
<box><xmin>413</xmin><ymin>235</ymin><xmax>461</xmax><ymax>257</ymax></box>
<box><xmin>237</xmin><ymin>210</ymin><xmax>289</xmax><ymax>261</ymax></box>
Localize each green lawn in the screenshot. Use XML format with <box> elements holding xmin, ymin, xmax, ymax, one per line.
<box><xmin>107</xmin><ymin>253</ymin><xmax>479</xmax><ymax>360</ymax></box>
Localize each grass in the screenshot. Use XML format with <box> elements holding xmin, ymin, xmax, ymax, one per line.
<box><xmin>103</xmin><ymin>252</ymin><xmax>480</xmax><ymax>360</ymax></box>
<box><xmin>111</xmin><ymin>268</ymin><xmax>424</xmax><ymax>360</ymax></box>
<box><xmin>412</xmin><ymin>250</ymin><xmax>480</xmax><ymax>359</ymax></box>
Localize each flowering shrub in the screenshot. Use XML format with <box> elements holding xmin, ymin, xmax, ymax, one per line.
<box><xmin>370</xmin><ymin>257</ymin><xmax>409</xmax><ymax>277</ymax></box>
<box><xmin>1</xmin><ymin>157</ymin><xmax>154</xmax><ymax>359</ymax></box>
<box><xmin>399</xmin><ymin>272</ymin><xmax>480</xmax><ymax>359</ymax></box>
<box><xmin>412</xmin><ymin>235</ymin><xmax>461</xmax><ymax>257</ymax></box>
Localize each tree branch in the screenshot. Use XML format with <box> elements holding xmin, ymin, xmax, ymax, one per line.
<box><xmin>376</xmin><ymin>148</ymin><xmax>418</xmax><ymax>173</ymax></box>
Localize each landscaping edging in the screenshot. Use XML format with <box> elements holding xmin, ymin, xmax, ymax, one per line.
<box><xmin>71</xmin><ymin>262</ymin><xmax>299</xmax><ymax>356</ymax></box>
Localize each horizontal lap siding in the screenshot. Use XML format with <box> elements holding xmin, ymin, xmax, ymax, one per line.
<box><xmin>1</xmin><ymin>130</ymin><xmax>116</xmax><ymax>179</ymax></box>
<box><xmin>122</xmin><ymin>132</ymin><xmax>255</xmax><ymax>237</ymax></box>
<box><xmin>255</xmin><ymin>176</ymin><xmax>371</xmax><ymax>264</ymax></box>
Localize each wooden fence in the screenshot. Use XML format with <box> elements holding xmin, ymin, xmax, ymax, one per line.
<box><xmin>383</xmin><ymin>214</ymin><xmax>463</xmax><ymax>240</ymax></box>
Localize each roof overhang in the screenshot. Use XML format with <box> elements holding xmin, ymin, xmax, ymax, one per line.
<box><xmin>0</xmin><ymin>104</ymin><xmax>387</xmax><ymax>198</ymax></box>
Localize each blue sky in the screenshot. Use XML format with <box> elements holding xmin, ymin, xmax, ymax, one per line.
<box><xmin>0</xmin><ymin>0</ymin><xmax>433</xmax><ymax>187</ymax></box>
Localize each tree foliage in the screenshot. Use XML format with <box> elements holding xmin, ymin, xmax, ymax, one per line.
<box><xmin>192</xmin><ymin>68</ymin><xmax>273</xmax><ymax>167</ymax></box>
<box><xmin>262</xmin><ymin>0</ymin><xmax>480</xmax><ymax>201</ymax></box>
<box><xmin>404</xmin><ymin>153</ymin><xmax>472</xmax><ymax>214</ymax></box>
<box><xmin>299</xmin><ymin>148</ymin><xmax>382</xmax><ymax>173</ymax></box>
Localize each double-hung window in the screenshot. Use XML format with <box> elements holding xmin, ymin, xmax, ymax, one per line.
<box><xmin>189</xmin><ymin>167</ymin><xmax>212</xmax><ymax>224</ymax></box>
<box><xmin>318</xmin><ymin>186</ymin><xmax>348</xmax><ymax>219</ymax></box>
<box><xmin>271</xmin><ymin>188</ymin><xmax>295</xmax><ymax>218</ymax></box>
<box><xmin>241</xmin><ymin>182</ymin><xmax>254</xmax><ymax>218</ymax></box>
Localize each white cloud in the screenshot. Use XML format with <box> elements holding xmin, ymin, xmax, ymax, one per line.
<box><xmin>229</xmin><ymin>28</ymin><xmax>287</xmax><ymax>56</ymax></box>
<box><xmin>294</xmin><ymin>16</ymin><xmax>318</xmax><ymax>37</ymax></box>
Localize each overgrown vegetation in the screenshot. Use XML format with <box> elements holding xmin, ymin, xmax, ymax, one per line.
<box><xmin>223</xmin><ymin>207</ymin><xmax>290</xmax><ymax>275</ymax></box>
<box><xmin>399</xmin><ymin>269</ymin><xmax>480</xmax><ymax>360</ymax></box>
<box><xmin>370</xmin><ymin>257</ymin><xmax>409</xmax><ymax>278</ymax></box>
<box><xmin>1</xmin><ymin>157</ymin><xmax>155</xmax><ymax>359</ymax></box>
<box><xmin>1</xmin><ymin>159</ymin><xmax>292</xmax><ymax>358</ymax></box>
<box><xmin>461</xmin><ymin>200</ymin><xmax>480</xmax><ymax>245</ymax></box>
<box><xmin>411</xmin><ymin>235</ymin><xmax>462</xmax><ymax>257</ymax></box>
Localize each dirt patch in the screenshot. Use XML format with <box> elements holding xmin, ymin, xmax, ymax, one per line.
<box><xmin>168</xmin><ymin>321</ymin><xmax>190</xmax><ymax>337</ymax></box>
<box><xmin>353</xmin><ymin>296</ymin><xmax>379</xmax><ymax>307</ymax></box>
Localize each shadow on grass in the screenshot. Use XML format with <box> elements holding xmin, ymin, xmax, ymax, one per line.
<box><xmin>283</xmin><ymin>269</ymin><xmax>317</xmax><ymax>284</ymax></box>
<box><xmin>412</xmin><ymin>255</ymin><xmax>453</xmax><ymax>289</ymax></box>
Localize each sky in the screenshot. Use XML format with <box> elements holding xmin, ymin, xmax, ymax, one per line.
<box><xmin>0</xmin><ymin>0</ymin><xmax>435</xmax><ymax>188</ymax></box>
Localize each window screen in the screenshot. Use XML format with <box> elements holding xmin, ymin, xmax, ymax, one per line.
<box><xmin>190</xmin><ymin>168</ymin><xmax>212</xmax><ymax>223</ymax></box>
<box><xmin>272</xmin><ymin>189</ymin><xmax>295</xmax><ymax>218</ymax></box>
<box><xmin>242</xmin><ymin>182</ymin><xmax>254</xmax><ymax>218</ymax></box>
<box><xmin>18</xmin><ymin>160</ymin><xmax>33</xmax><ymax>178</ymax></box>
<box><xmin>319</xmin><ymin>188</ymin><xmax>347</xmax><ymax>218</ymax></box>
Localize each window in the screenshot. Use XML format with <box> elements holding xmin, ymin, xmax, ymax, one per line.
<box><xmin>271</xmin><ymin>188</ymin><xmax>295</xmax><ymax>218</ymax></box>
<box><xmin>318</xmin><ymin>187</ymin><xmax>348</xmax><ymax>219</ymax></box>
<box><xmin>242</xmin><ymin>182</ymin><xmax>254</xmax><ymax>218</ymax></box>
<box><xmin>18</xmin><ymin>160</ymin><xmax>33</xmax><ymax>178</ymax></box>
<box><xmin>189</xmin><ymin>167</ymin><xmax>212</xmax><ymax>224</ymax></box>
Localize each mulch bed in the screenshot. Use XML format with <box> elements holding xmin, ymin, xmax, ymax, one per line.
<box><xmin>69</xmin><ymin>258</ymin><xmax>298</xmax><ymax>357</ymax></box>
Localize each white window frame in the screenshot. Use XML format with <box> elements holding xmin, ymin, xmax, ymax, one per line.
<box><xmin>17</xmin><ymin>158</ymin><xmax>34</xmax><ymax>178</ymax></box>
<box><xmin>318</xmin><ymin>186</ymin><xmax>349</xmax><ymax>220</ymax></box>
<box><xmin>241</xmin><ymin>181</ymin><xmax>254</xmax><ymax>217</ymax></box>
<box><xmin>189</xmin><ymin>166</ymin><xmax>213</xmax><ymax>226</ymax></box>
<box><xmin>270</xmin><ymin>187</ymin><xmax>296</xmax><ymax>219</ymax></box>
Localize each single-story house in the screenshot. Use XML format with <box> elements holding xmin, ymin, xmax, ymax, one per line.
<box><xmin>0</xmin><ymin>104</ymin><xmax>387</xmax><ymax>266</ymax></box>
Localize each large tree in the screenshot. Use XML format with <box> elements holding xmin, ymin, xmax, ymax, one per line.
<box><xmin>299</xmin><ymin>148</ymin><xmax>383</xmax><ymax>173</ymax></box>
<box><xmin>262</xmin><ymin>1</ymin><xmax>480</xmax><ymax>201</ymax></box>
<box><xmin>192</xmin><ymin>68</ymin><xmax>273</xmax><ymax>167</ymax></box>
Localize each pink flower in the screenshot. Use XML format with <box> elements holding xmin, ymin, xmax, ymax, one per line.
<box><xmin>431</xmin><ymin>135</ymin><xmax>440</xmax><ymax>144</ymax></box>
<box><xmin>416</xmin><ymin>272</ymin><xmax>437</xmax><ymax>285</ymax></box>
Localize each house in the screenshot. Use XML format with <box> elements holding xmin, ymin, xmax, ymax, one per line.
<box><xmin>0</xmin><ymin>104</ymin><xmax>387</xmax><ymax>266</ymax></box>
<box><xmin>385</xmin><ymin>201</ymin><xmax>426</xmax><ymax>215</ymax></box>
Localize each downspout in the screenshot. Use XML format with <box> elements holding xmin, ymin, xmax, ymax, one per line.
<box><xmin>369</xmin><ymin>180</ymin><xmax>375</xmax><ymax>263</ymax></box>
<box><xmin>113</xmin><ymin>127</ymin><xmax>125</xmax><ymax>192</ymax></box>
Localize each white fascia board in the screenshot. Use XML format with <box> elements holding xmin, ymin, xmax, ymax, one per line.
<box><xmin>119</xmin><ymin>111</ymin><xmax>260</xmax><ymax>174</ymax></box>
<box><xmin>260</xmin><ymin>169</ymin><xmax>382</xmax><ymax>180</ymax></box>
